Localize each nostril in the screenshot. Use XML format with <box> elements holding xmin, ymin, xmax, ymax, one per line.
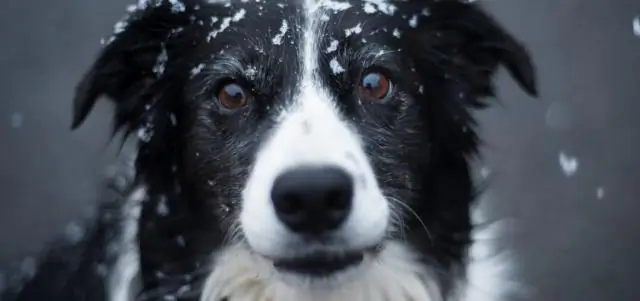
<box><xmin>325</xmin><ymin>189</ymin><xmax>350</xmax><ymax>211</ymax></box>
<box><xmin>274</xmin><ymin>194</ymin><xmax>303</xmax><ymax>215</ymax></box>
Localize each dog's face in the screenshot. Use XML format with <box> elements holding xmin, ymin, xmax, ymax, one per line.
<box><xmin>73</xmin><ymin>0</ymin><xmax>535</xmax><ymax>297</ymax></box>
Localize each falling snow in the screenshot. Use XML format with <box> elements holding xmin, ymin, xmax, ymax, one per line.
<box><xmin>10</xmin><ymin>112</ymin><xmax>23</xmax><ymax>128</ymax></box>
<box><xmin>633</xmin><ymin>16</ymin><xmax>640</xmax><ymax>37</ymax></box>
<box><xmin>64</xmin><ymin>221</ymin><xmax>86</xmax><ymax>244</ymax></box>
<box><xmin>597</xmin><ymin>187</ymin><xmax>605</xmax><ymax>199</ymax></box>
<box><xmin>479</xmin><ymin>167</ymin><xmax>491</xmax><ymax>179</ymax></box>
<box><xmin>329</xmin><ymin>57</ymin><xmax>345</xmax><ymax>74</ymax></box>
<box><xmin>558</xmin><ymin>152</ymin><xmax>579</xmax><ymax>177</ymax></box>
<box><xmin>272</xmin><ymin>20</ymin><xmax>289</xmax><ymax>45</ymax></box>
<box><xmin>20</xmin><ymin>257</ymin><xmax>37</xmax><ymax>280</ymax></box>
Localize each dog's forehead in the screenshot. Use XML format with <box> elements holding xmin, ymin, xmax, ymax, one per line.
<box><xmin>201</xmin><ymin>0</ymin><xmax>429</xmax><ymax>57</ymax></box>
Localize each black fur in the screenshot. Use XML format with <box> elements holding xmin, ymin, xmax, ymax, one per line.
<box><xmin>4</xmin><ymin>0</ymin><xmax>536</xmax><ymax>300</ymax></box>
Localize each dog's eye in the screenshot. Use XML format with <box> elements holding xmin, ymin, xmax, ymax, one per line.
<box><xmin>359</xmin><ymin>72</ymin><xmax>392</xmax><ymax>101</ymax></box>
<box><xmin>217</xmin><ymin>82</ymin><xmax>248</xmax><ymax>110</ymax></box>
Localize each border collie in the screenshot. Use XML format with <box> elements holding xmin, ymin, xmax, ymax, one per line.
<box><xmin>2</xmin><ymin>0</ymin><xmax>536</xmax><ymax>300</ymax></box>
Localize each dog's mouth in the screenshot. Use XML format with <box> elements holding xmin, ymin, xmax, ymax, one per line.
<box><xmin>273</xmin><ymin>251</ymin><xmax>365</xmax><ymax>277</ymax></box>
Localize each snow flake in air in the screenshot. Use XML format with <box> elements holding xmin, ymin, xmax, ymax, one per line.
<box><xmin>558</xmin><ymin>151</ymin><xmax>579</xmax><ymax>177</ymax></box>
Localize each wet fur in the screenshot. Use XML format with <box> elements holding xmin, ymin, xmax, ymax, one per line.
<box><xmin>2</xmin><ymin>0</ymin><xmax>536</xmax><ymax>301</ymax></box>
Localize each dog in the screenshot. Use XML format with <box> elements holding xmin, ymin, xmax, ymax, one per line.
<box><xmin>2</xmin><ymin>0</ymin><xmax>536</xmax><ymax>300</ymax></box>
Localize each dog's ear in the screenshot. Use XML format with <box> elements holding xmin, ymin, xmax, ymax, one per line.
<box><xmin>426</xmin><ymin>1</ymin><xmax>537</xmax><ymax>99</ymax></box>
<box><xmin>71</xmin><ymin>2</ymin><xmax>193</xmax><ymax>132</ymax></box>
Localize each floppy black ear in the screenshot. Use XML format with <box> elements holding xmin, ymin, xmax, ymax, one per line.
<box><xmin>427</xmin><ymin>1</ymin><xmax>537</xmax><ymax>99</ymax></box>
<box><xmin>71</xmin><ymin>2</ymin><xmax>194</xmax><ymax>131</ymax></box>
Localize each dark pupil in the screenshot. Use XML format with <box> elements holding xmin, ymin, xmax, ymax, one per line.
<box><xmin>363</xmin><ymin>73</ymin><xmax>381</xmax><ymax>91</ymax></box>
<box><xmin>224</xmin><ymin>84</ymin><xmax>244</xmax><ymax>100</ymax></box>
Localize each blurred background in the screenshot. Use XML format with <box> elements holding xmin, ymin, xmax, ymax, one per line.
<box><xmin>1</xmin><ymin>0</ymin><xmax>639</xmax><ymax>300</ymax></box>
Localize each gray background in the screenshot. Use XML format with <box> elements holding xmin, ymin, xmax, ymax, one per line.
<box><xmin>1</xmin><ymin>0</ymin><xmax>639</xmax><ymax>300</ymax></box>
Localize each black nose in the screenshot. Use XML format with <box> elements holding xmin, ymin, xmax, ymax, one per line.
<box><xmin>271</xmin><ymin>166</ymin><xmax>354</xmax><ymax>235</ymax></box>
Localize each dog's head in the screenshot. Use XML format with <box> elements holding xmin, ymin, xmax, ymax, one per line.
<box><xmin>73</xmin><ymin>0</ymin><xmax>535</xmax><ymax>298</ymax></box>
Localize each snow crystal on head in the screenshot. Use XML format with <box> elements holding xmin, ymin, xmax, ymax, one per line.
<box><xmin>362</xmin><ymin>0</ymin><xmax>396</xmax><ymax>15</ymax></box>
<box><xmin>207</xmin><ymin>8</ymin><xmax>246</xmax><ymax>41</ymax></box>
<box><xmin>329</xmin><ymin>57</ymin><xmax>345</xmax><ymax>74</ymax></box>
<box><xmin>318</xmin><ymin>0</ymin><xmax>352</xmax><ymax>11</ymax></box>
<box><xmin>244</xmin><ymin>65</ymin><xmax>258</xmax><ymax>79</ymax></box>
<box><xmin>153</xmin><ymin>44</ymin><xmax>168</xmax><ymax>76</ymax></box>
<box><xmin>345</xmin><ymin>23</ymin><xmax>363</xmax><ymax>36</ymax></box>
<box><xmin>191</xmin><ymin>63</ymin><xmax>206</xmax><ymax>77</ymax></box>
<box><xmin>408</xmin><ymin>14</ymin><xmax>418</xmax><ymax>28</ymax></box>
<box><xmin>168</xmin><ymin>0</ymin><xmax>186</xmax><ymax>12</ymax></box>
<box><xmin>272</xmin><ymin>20</ymin><xmax>289</xmax><ymax>45</ymax></box>
<box><xmin>326</xmin><ymin>39</ymin><xmax>339</xmax><ymax>53</ymax></box>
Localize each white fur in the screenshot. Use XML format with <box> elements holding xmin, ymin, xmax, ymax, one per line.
<box><xmin>109</xmin><ymin>186</ymin><xmax>145</xmax><ymax>301</ymax></box>
<box><xmin>239</xmin><ymin>0</ymin><xmax>389</xmax><ymax>260</ymax></box>
<box><xmin>456</xmin><ymin>202</ymin><xmax>522</xmax><ymax>301</ymax></box>
<box><xmin>201</xmin><ymin>241</ymin><xmax>443</xmax><ymax>301</ymax></box>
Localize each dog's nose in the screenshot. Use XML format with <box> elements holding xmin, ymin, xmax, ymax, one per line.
<box><xmin>271</xmin><ymin>166</ymin><xmax>354</xmax><ymax>235</ymax></box>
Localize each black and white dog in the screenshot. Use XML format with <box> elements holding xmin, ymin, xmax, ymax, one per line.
<box><xmin>3</xmin><ymin>0</ymin><xmax>536</xmax><ymax>300</ymax></box>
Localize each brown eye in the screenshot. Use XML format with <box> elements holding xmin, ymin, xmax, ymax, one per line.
<box><xmin>217</xmin><ymin>82</ymin><xmax>248</xmax><ymax>110</ymax></box>
<box><xmin>360</xmin><ymin>72</ymin><xmax>392</xmax><ymax>101</ymax></box>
